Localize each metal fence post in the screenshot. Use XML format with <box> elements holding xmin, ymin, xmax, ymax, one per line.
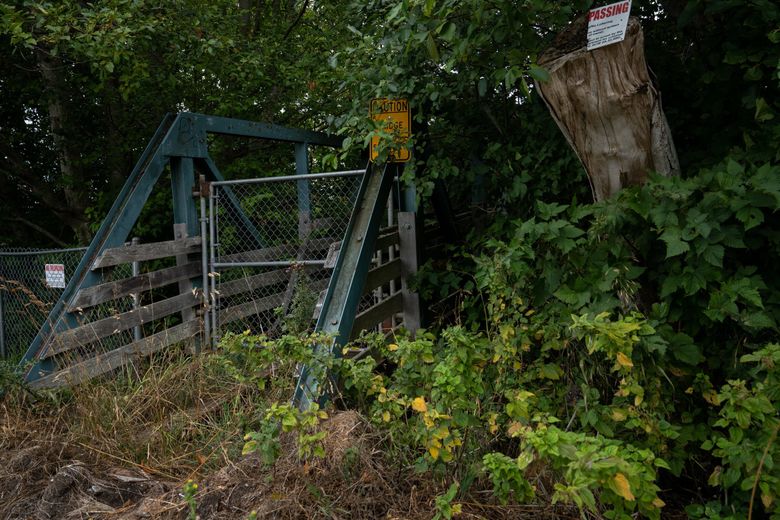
<box><xmin>0</xmin><ymin>265</ymin><xmax>6</xmax><ymax>359</ymax></box>
<box><xmin>131</xmin><ymin>237</ymin><xmax>142</xmax><ymax>342</ymax></box>
<box><xmin>199</xmin><ymin>177</ymin><xmax>211</xmax><ymax>349</ymax></box>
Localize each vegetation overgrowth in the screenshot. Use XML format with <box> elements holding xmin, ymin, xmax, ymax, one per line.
<box><xmin>2</xmin><ymin>0</ymin><xmax>780</xmax><ymax>518</ymax></box>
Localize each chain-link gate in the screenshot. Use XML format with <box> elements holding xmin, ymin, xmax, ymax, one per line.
<box><xmin>208</xmin><ymin>170</ymin><xmax>364</xmax><ymax>340</ymax></box>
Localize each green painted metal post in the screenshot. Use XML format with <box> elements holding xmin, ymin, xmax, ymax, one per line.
<box><xmin>295</xmin><ymin>143</ymin><xmax>311</xmax><ymax>239</ymax></box>
<box><xmin>293</xmin><ymin>163</ymin><xmax>397</xmax><ymax>410</ymax></box>
<box><xmin>171</xmin><ymin>157</ymin><xmax>199</xmax><ymax>240</ymax></box>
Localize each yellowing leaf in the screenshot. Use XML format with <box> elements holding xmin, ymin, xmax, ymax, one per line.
<box><xmin>429</xmin><ymin>446</ymin><xmax>440</xmax><ymax>459</ymax></box>
<box><xmin>507</xmin><ymin>421</ymin><xmax>523</xmax><ymax>437</ymax></box>
<box><xmin>761</xmin><ymin>492</ymin><xmax>773</xmax><ymax>509</ymax></box>
<box><xmin>616</xmin><ymin>352</ymin><xmax>634</xmax><ymax>368</ymax></box>
<box><xmin>613</xmin><ymin>473</ymin><xmax>635</xmax><ymax>501</ymax></box>
<box><xmin>611</xmin><ymin>408</ymin><xmax>628</xmax><ymax>421</ymax></box>
<box><xmin>652</xmin><ymin>497</ymin><xmax>666</xmax><ymax>508</ymax></box>
<box><xmin>703</xmin><ymin>390</ymin><xmax>720</xmax><ymax>406</ymax></box>
<box><xmin>422</xmin><ymin>353</ymin><xmax>435</xmax><ymax>363</ymax></box>
<box><xmin>382</xmin><ymin>410</ymin><xmax>391</xmax><ymax>422</ymax></box>
<box><xmin>388</xmin><ymin>343</ymin><xmax>399</xmax><ymax>351</ymax></box>
<box><xmin>708</xmin><ymin>466</ymin><xmax>722</xmax><ymax>486</ymax></box>
<box><xmin>411</xmin><ymin>397</ymin><xmax>428</xmax><ymax>413</ymax></box>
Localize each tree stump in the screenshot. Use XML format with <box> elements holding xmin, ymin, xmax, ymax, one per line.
<box><xmin>537</xmin><ymin>17</ymin><xmax>679</xmax><ymax>201</ymax></box>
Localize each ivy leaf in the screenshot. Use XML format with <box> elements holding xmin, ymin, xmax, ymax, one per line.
<box><xmin>755</xmin><ymin>97</ymin><xmax>775</xmax><ymax>122</ymax></box>
<box><xmin>539</xmin><ymin>363</ymin><xmax>562</xmax><ymax>380</ymax></box>
<box><xmin>701</xmin><ymin>244</ymin><xmax>725</xmax><ymax>268</ymax></box>
<box><xmin>412</xmin><ymin>396</ymin><xmax>428</xmax><ymax>413</ymax></box>
<box><xmin>660</xmin><ymin>228</ymin><xmax>689</xmax><ymax>258</ymax></box>
<box><xmin>735</xmin><ymin>206</ymin><xmax>764</xmax><ymax>230</ymax></box>
<box><xmin>616</xmin><ymin>352</ymin><xmax>634</xmax><ymax>368</ymax></box>
<box><xmin>670</xmin><ymin>338</ymin><xmax>705</xmax><ymax>365</ymax></box>
<box><xmin>528</xmin><ymin>64</ymin><xmax>550</xmax><ymax>83</ymax></box>
<box><xmin>612</xmin><ymin>473</ymin><xmax>635</xmax><ymax>501</ymax></box>
<box><xmin>425</xmin><ymin>32</ymin><xmax>440</xmax><ymax>61</ymax></box>
<box><xmin>741</xmin><ymin>311</ymin><xmax>776</xmax><ymax>329</ymax></box>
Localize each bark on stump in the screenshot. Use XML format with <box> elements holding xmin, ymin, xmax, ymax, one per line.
<box><xmin>537</xmin><ymin>17</ymin><xmax>680</xmax><ymax>201</ymax></box>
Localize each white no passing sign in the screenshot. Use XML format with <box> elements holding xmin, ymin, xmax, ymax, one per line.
<box><xmin>45</xmin><ymin>264</ymin><xmax>66</xmax><ymax>289</ymax></box>
<box><xmin>587</xmin><ymin>0</ymin><xmax>632</xmax><ymax>51</ymax></box>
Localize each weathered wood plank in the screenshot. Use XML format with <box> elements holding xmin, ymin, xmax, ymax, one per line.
<box><xmin>375</xmin><ymin>231</ymin><xmax>399</xmax><ymax>252</ymax></box>
<box><xmin>70</xmin><ymin>262</ymin><xmax>200</xmax><ymax>311</ymax></box>
<box><xmin>351</xmin><ymin>291</ymin><xmax>403</xmax><ymax>337</ymax></box>
<box><xmin>362</xmin><ymin>258</ymin><xmax>401</xmax><ymax>296</ymax></box>
<box><xmin>30</xmin><ymin>320</ymin><xmax>200</xmax><ymax>389</ymax></box>
<box><xmin>217</xmin><ymin>237</ymin><xmax>335</xmax><ymax>264</ymax></box>
<box><xmin>217</xmin><ymin>265</ymin><xmax>322</xmax><ymax>299</ymax></box>
<box><xmin>45</xmin><ymin>292</ymin><xmax>200</xmax><ymax>358</ymax></box>
<box><xmin>399</xmin><ymin>212</ymin><xmax>422</xmax><ymax>335</ymax></box>
<box><xmin>219</xmin><ymin>293</ymin><xmax>286</xmax><ymax>325</ymax></box>
<box><xmin>92</xmin><ymin>237</ymin><xmax>202</xmax><ymax>269</ymax></box>
<box><xmin>217</xmin><ymin>269</ymin><xmax>288</xmax><ymax>298</ymax></box>
<box><xmin>219</xmin><ymin>277</ymin><xmax>330</xmax><ymax>326</ymax></box>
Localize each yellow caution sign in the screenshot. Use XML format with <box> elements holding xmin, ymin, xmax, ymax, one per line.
<box><xmin>370</xmin><ymin>98</ymin><xmax>411</xmax><ymax>163</ymax></box>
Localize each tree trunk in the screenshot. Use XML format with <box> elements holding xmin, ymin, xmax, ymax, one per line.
<box><xmin>37</xmin><ymin>49</ymin><xmax>92</xmax><ymax>243</ymax></box>
<box><xmin>536</xmin><ymin>17</ymin><xmax>679</xmax><ymax>201</ymax></box>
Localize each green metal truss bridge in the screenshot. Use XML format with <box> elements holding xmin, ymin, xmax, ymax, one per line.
<box><xmin>18</xmin><ymin>113</ymin><xmax>431</xmax><ymax>411</ymax></box>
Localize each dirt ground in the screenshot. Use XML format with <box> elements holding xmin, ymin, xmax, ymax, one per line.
<box><xmin>0</xmin><ymin>409</ymin><xmax>585</xmax><ymax>520</ymax></box>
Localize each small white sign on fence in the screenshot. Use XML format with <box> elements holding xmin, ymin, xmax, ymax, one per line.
<box><xmin>587</xmin><ymin>0</ymin><xmax>632</xmax><ymax>51</ymax></box>
<box><xmin>45</xmin><ymin>263</ymin><xmax>66</xmax><ymax>289</ymax></box>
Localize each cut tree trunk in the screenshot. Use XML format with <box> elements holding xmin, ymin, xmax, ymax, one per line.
<box><xmin>536</xmin><ymin>16</ymin><xmax>679</xmax><ymax>201</ymax></box>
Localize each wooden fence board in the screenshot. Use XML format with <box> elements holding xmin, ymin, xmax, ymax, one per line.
<box><xmin>363</xmin><ymin>258</ymin><xmax>401</xmax><ymax>296</ymax></box>
<box><xmin>44</xmin><ymin>292</ymin><xmax>200</xmax><ymax>358</ymax></box>
<box><xmin>219</xmin><ymin>278</ymin><xmax>329</xmax><ymax>326</ymax></box>
<box><xmin>30</xmin><ymin>320</ymin><xmax>200</xmax><ymax>389</ymax></box>
<box><xmin>92</xmin><ymin>237</ymin><xmax>202</xmax><ymax>269</ymax></box>
<box><xmin>70</xmin><ymin>262</ymin><xmax>200</xmax><ymax>310</ymax></box>
<box><xmin>218</xmin><ymin>268</ymin><xmax>304</xmax><ymax>299</ymax></box>
<box><xmin>351</xmin><ymin>291</ymin><xmax>403</xmax><ymax>337</ymax></box>
<box><xmin>219</xmin><ymin>293</ymin><xmax>286</xmax><ymax>325</ymax></box>
<box><xmin>375</xmin><ymin>231</ymin><xmax>399</xmax><ymax>252</ymax></box>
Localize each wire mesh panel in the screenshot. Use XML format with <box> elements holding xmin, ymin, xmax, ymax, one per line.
<box><xmin>0</xmin><ymin>248</ymin><xmax>87</xmax><ymax>359</ymax></box>
<box><xmin>0</xmin><ymin>247</ymin><xmax>141</xmax><ymax>361</ymax></box>
<box><xmin>211</xmin><ymin>171</ymin><xmax>363</xmax><ymax>339</ymax></box>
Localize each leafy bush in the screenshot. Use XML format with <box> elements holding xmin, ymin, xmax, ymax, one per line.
<box><xmin>334</xmin><ymin>157</ymin><xmax>780</xmax><ymax>517</ymax></box>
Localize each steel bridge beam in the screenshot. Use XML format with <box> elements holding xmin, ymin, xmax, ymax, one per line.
<box><xmin>20</xmin><ymin>113</ymin><xmax>343</xmax><ymax>384</ymax></box>
<box><xmin>293</xmin><ymin>162</ymin><xmax>398</xmax><ymax>410</ymax></box>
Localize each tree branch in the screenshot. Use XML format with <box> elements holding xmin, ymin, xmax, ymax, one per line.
<box><xmin>283</xmin><ymin>0</ymin><xmax>309</xmax><ymax>40</ymax></box>
<box><xmin>2</xmin><ymin>216</ymin><xmax>69</xmax><ymax>247</ymax></box>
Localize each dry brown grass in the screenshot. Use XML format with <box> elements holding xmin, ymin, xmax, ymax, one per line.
<box><xmin>0</xmin><ymin>348</ymin><xmax>581</xmax><ymax>519</ymax></box>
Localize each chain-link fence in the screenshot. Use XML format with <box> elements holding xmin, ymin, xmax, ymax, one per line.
<box><xmin>0</xmin><ymin>248</ymin><xmax>87</xmax><ymax>359</ymax></box>
<box><xmin>210</xmin><ymin>170</ymin><xmax>364</xmax><ymax>339</ymax></box>
<box><xmin>0</xmin><ymin>246</ymin><xmax>142</xmax><ymax>361</ymax></box>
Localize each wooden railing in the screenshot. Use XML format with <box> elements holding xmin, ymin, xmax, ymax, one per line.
<box><xmin>30</xmin><ymin>233</ymin><xmax>204</xmax><ymax>388</ymax></box>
